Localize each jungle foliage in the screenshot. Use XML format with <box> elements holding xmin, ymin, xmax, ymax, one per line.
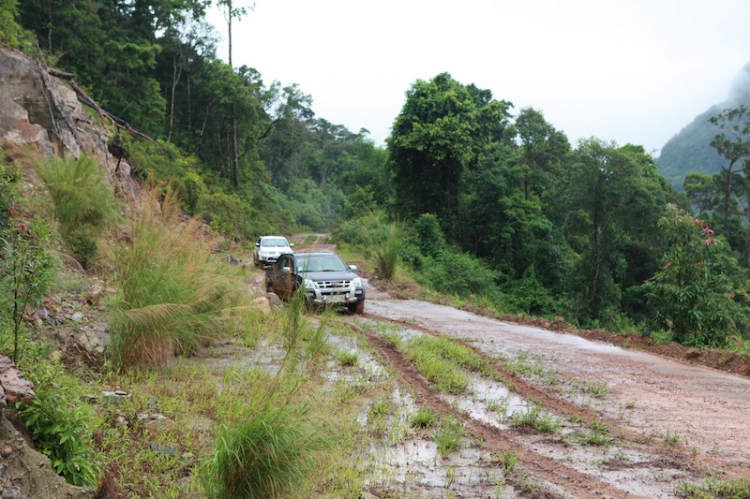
<box><xmin>8</xmin><ymin>0</ymin><xmax>386</xmax><ymax>238</ymax></box>
<box><xmin>340</xmin><ymin>72</ymin><xmax>750</xmax><ymax>348</ymax></box>
<box><xmin>4</xmin><ymin>1</ymin><xmax>750</xmax><ymax>349</ymax></box>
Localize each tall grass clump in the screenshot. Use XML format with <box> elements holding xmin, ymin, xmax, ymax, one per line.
<box><xmin>374</xmin><ymin>223</ymin><xmax>402</xmax><ymax>281</ymax></box>
<box><xmin>203</xmin><ymin>292</ymin><xmax>329</xmax><ymax>498</ymax></box>
<box><xmin>36</xmin><ymin>154</ymin><xmax>119</xmax><ymax>268</ymax></box>
<box><xmin>204</xmin><ymin>406</ymin><xmax>323</xmax><ymax>499</ymax></box>
<box><xmin>110</xmin><ymin>187</ymin><xmax>247</xmax><ymax>369</ymax></box>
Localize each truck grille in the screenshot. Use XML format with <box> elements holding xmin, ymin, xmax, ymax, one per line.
<box><xmin>317</xmin><ymin>280</ymin><xmax>351</xmax><ymax>290</ymax></box>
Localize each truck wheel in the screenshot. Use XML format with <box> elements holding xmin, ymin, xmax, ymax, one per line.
<box><xmin>349</xmin><ymin>300</ymin><xmax>365</xmax><ymax>315</ymax></box>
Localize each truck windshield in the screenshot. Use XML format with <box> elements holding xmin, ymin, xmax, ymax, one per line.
<box><xmin>262</xmin><ymin>237</ymin><xmax>289</xmax><ymax>247</ymax></box>
<box><xmin>296</xmin><ymin>254</ymin><xmax>347</xmax><ymax>272</ymax></box>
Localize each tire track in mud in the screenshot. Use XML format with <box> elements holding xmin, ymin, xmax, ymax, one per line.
<box><xmin>348</xmin><ymin>320</ymin><xmax>636</xmax><ymax>499</ymax></box>
<box><xmin>361</xmin><ymin>311</ymin><xmax>750</xmax><ymax>484</ymax></box>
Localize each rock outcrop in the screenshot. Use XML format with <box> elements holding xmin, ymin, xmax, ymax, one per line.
<box><xmin>0</xmin><ymin>46</ymin><xmax>139</xmax><ymax>197</ymax></box>
<box><xmin>0</xmin><ymin>48</ymin><xmax>107</xmax><ymax>162</ymax></box>
<box><xmin>0</xmin><ymin>47</ymin><xmax>131</xmax><ymax>498</ymax></box>
<box><xmin>0</xmin><ymin>358</ymin><xmax>94</xmax><ymax>498</ymax></box>
<box><xmin>0</xmin><ymin>357</ymin><xmax>34</xmax><ymax>408</ymax></box>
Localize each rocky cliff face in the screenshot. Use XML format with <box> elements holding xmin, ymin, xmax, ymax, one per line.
<box><xmin>0</xmin><ymin>47</ymin><xmax>126</xmax><ymax>499</ymax></box>
<box><xmin>0</xmin><ymin>47</ymin><xmax>109</xmax><ymax>164</ymax></box>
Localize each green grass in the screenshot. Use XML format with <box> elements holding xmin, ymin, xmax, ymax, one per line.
<box><xmin>510</xmin><ymin>404</ymin><xmax>561</xmax><ymax>433</ymax></box>
<box><xmin>402</xmin><ymin>334</ymin><xmax>506</xmax><ymax>395</ymax></box>
<box><xmin>370</xmin><ymin>399</ymin><xmax>392</xmax><ymax>417</ymax></box>
<box><xmin>664</xmin><ymin>428</ymin><xmax>685</xmax><ymax>447</ymax></box>
<box><xmin>109</xmin><ymin>187</ymin><xmax>248</xmax><ymax>369</ymax></box>
<box><xmin>204</xmin><ymin>406</ymin><xmax>325</xmax><ymax>499</ymax></box>
<box><xmin>338</xmin><ymin>351</ymin><xmax>359</xmax><ymax>366</ymax></box>
<box><xmin>403</xmin><ymin>341</ymin><xmax>469</xmax><ymax>394</ymax></box>
<box><xmin>373</xmin><ymin>223</ymin><xmax>401</xmax><ymax>281</ymax></box>
<box><xmin>678</xmin><ymin>477</ymin><xmax>750</xmax><ymax>498</ymax></box>
<box><xmin>432</xmin><ymin>416</ymin><xmax>464</xmax><ymax>454</ymax></box>
<box><xmin>35</xmin><ymin>153</ymin><xmax>119</xmax><ymax>268</ymax></box>
<box><xmin>584</xmin><ymin>379</ymin><xmax>610</xmax><ymax>398</ymax></box>
<box><xmin>410</xmin><ymin>408</ymin><xmax>437</xmax><ymax>429</ymax></box>
<box><xmin>495</xmin><ymin>451</ymin><xmax>518</xmax><ymax>474</ymax></box>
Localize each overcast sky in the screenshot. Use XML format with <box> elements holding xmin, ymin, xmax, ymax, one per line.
<box><xmin>207</xmin><ymin>0</ymin><xmax>750</xmax><ymax>156</ymax></box>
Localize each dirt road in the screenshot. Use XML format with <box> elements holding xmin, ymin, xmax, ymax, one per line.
<box><xmin>357</xmin><ymin>286</ymin><xmax>750</xmax><ymax>498</ymax></box>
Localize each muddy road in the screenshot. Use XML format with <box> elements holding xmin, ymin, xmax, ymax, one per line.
<box><xmin>264</xmin><ymin>236</ymin><xmax>750</xmax><ymax>496</ymax></box>
<box><xmin>349</xmin><ymin>285</ymin><xmax>750</xmax><ymax>498</ymax></box>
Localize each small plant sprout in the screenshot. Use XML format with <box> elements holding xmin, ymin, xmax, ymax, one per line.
<box><xmin>496</xmin><ymin>451</ymin><xmax>518</xmax><ymax>474</ymax></box>
<box><xmin>664</xmin><ymin>428</ymin><xmax>685</xmax><ymax>446</ymax></box>
<box><xmin>625</xmin><ymin>401</ymin><xmax>636</xmax><ymax>409</ymax></box>
<box><xmin>584</xmin><ymin>379</ymin><xmax>610</xmax><ymax>398</ymax></box>
<box><xmin>339</xmin><ymin>351</ymin><xmax>359</xmax><ymax>366</ymax></box>
<box><xmin>411</xmin><ymin>408</ymin><xmax>437</xmax><ymax>429</ymax></box>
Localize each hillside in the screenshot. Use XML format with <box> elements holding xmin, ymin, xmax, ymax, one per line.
<box><xmin>657</xmin><ymin>61</ymin><xmax>750</xmax><ymax>190</ymax></box>
<box><xmin>5</xmin><ymin>41</ymin><xmax>750</xmax><ymax>498</ymax></box>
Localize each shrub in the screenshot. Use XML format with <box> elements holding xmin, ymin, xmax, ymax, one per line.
<box><xmin>414</xmin><ymin>213</ymin><xmax>446</xmax><ymax>258</ymax></box>
<box><xmin>374</xmin><ymin>223</ymin><xmax>401</xmax><ymax>281</ymax></box>
<box><xmin>645</xmin><ymin>205</ymin><xmax>745</xmax><ymax>347</ymax></box>
<box><xmin>204</xmin><ymin>406</ymin><xmax>323</xmax><ymax>499</ymax></box>
<box><xmin>198</xmin><ymin>190</ymin><xmax>254</xmax><ymax>238</ymax></box>
<box><xmin>423</xmin><ymin>250</ymin><xmax>498</xmax><ymax>298</ymax></box>
<box><xmin>16</xmin><ymin>359</ymin><xmax>100</xmax><ymax>487</ymax></box>
<box><xmin>0</xmin><ymin>201</ymin><xmax>55</xmax><ymax>362</ymax></box>
<box><xmin>109</xmin><ymin>187</ymin><xmax>247</xmax><ymax>368</ymax></box>
<box><xmin>36</xmin><ymin>154</ymin><xmax>119</xmax><ymax>267</ymax></box>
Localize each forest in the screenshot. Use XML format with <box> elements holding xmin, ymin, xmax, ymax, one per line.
<box><xmin>4</xmin><ymin>0</ymin><xmax>750</xmax><ymax>348</ymax></box>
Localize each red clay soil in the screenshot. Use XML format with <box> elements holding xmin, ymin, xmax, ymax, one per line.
<box><xmin>350</xmin><ymin>322</ymin><xmax>637</xmax><ymax>499</ymax></box>
<box><xmin>358</xmin><ymin>311</ymin><xmax>750</xmax><ymax>486</ymax></box>
<box><xmin>368</xmin><ymin>274</ymin><xmax>750</xmax><ymax>380</ymax></box>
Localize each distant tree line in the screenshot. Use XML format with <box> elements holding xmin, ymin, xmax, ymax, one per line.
<box><xmin>4</xmin><ymin>0</ymin><xmax>387</xmax><ymax>236</ymax></box>
<box><xmin>377</xmin><ymin>72</ymin><xmax>750</xmax><ymax>346</ymax></box>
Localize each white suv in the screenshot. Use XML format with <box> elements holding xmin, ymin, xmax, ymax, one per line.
<box><xmin>253</xmin><ymin>236</ymin><xmax>294</xmax><ymax>267</ymax></box>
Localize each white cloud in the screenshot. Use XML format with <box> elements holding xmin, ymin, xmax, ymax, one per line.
<box><xmin>208</xmin><ymin>0</ymin><xmax>750</xmax><ymax>153</ymax></box>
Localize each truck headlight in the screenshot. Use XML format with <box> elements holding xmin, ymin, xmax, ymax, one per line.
<box><xmin>304</xmin><ymin>279</ymin><xmax>317</xmax><ymax>290</ymax></box>
<box><xmin>351</xmin><ymin>277</ymin><xmax>363</xmax><ymax>288</ymax></box>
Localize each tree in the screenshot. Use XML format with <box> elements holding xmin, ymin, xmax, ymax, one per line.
<box><xmin>513</xmin><ymin>107</ymin><xmax>570</xmax><ymax>203</ymax></box>
<box><xmin>565</xmin><ymin>140</ymin><xmax>670</xmax><ymax>320</ymax></box>
<box><xmin>645</xmin><ymin>205</ymin><xmax>743</xmax><ymax>347</ymax></box>
<box><xmin>387</xmin><ymin>72</ymin><xmax>512</xmax><ymax>232</ymax></box>
<box><xmin>0</xmin><ymin>0</ymin><xmax>32</xmax><ymax>49</ymax></box>
<box><xmin>217</xmin><ymin>0</ymin><xmax>254</xmax><ymax>189</ymax></box>
<box><xmin>709</xmin><ymin>106</ymin><xmax>750</xmax><ymax>246</ymax></box>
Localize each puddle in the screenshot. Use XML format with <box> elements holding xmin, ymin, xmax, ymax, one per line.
<box><xmin>369</xmin><ymin>438</ymin><xmax>522</xmax><ymax>498</ymax></box>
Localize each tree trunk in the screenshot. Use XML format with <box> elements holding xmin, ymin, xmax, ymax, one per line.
<box><xmin>747</xmin><ymin>183</ymin><xmax>750</xmax><ymax>279</ymax></box>
<box><xmin>232</xmin><ymin>103</ymin><xmax>240</xmax><ymax>189</ymax></box>
<box><xmin>722</xmin><ymin>161</ymin><xmax>735</xmax><ymax>237</ymax></box>
<box><xmin>227</xmin><ymin>1</ymin><xmax>240</xmax><ymax>189</ymax></box>
<box><xmin>587</xmin><ymin>226</ymin><xmax>602</xmax><ymax>309</ymax></box>
<box><xmin>167</xmin><ymin>55</ymin><xmax>182</xmax><ymax>143</ymax></box>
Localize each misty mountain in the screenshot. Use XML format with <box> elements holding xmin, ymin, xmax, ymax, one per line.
<box><xmin>657</xmin><ymin>62</ymin><xmax>750</xmax><ymax>190</ymax></box>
